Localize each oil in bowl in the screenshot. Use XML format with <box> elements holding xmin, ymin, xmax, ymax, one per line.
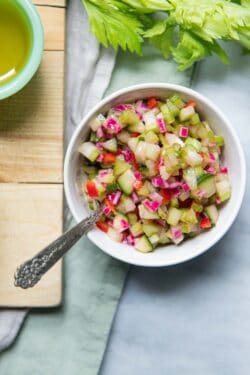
<box><xmin>0</xmin><ymin>0</ymin><xmax>32</xmax><ymax>86</ymax></box>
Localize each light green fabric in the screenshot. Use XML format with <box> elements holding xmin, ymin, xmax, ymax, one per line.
<box><xmin>0</xmin><ymin>44</ymin><xmax>193</xmax><ymax>375</ymax></box>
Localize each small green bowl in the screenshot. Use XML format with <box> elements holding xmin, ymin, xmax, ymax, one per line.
<box><xmin>0</xmin><ymin>0</ymin><xmax>44</xmax><ymax>100</ymax></box>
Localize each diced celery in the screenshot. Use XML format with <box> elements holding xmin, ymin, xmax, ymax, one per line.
<box><xmin>135</xmin><ymin>141</ymin><xmax>147</xmax><ymax>163</ymax></box>
<box><xmin>117</xmin><ymin>130</ymin><xmax>130</xmax><ymax>144</ymax></box>
<box><xmin>82</xmin><ymin>164</ymin><xmax>98</xmax><ymax>176</ymax></box>
<box><xmin>145</xmin><ymin>143</ymin><xmax>161</xmax><ymax>161</ymax></box>
<box><xmin>90</xmin><ymin>132</ymin><xmax>97</xmax><ymax>142</ymax></box>
<box><xmin>149</xmin><ymin>234</ymin><xmax>160</xmax><ymax>246</ymax></box>
<box><xmin>129</xmin><ymin>121</ymin><xmax>145</xmax><ymax>133</ymax></box>
<box><xmin>137</xmin><ymin>183</ymin><xmax>150</xmax><ymax>197</ymax></box>
<box><xmin>166</xmin><ymin>99</ymin><xmax>180</xmax><ymax>117</ymax></box>
<box><xmin>159</xmin><ymin>230</ymin><xmax>171</xmax><ymax>244</ymax></box>
<box><xmin>128</xmin><ymin>137</ymin><xmax>139</xmax><ymax>153</ymax></box>
<box><xmin>214</xmin><ymin>135</ymin><xmax>225</xmax><ymax>147</ymax></box>
<box><xmin>160</xmin><ymin>104</ymin><xmax>175</xmax><ymax>124</ymax></box>
<box><xmin>89</xmin><ymin>113</ymin><xmax>105</xmax><ymax>131</ymax></box>
<box><xmin>167</xmin><ymin>207</ymin><xmax>182</xmax><ymax>226</ymax></box>
<box><xmin>194</xmin><ymin>166</ymin><xmax>204</xmax><ymax>177</ymax></box>
<box><xmin>107</xmin><ymin>227</ymin><xmax>123</xmax><ymax>242</ymax></box>
<box><xmin>170</xmin><ymin>198</ymin><xmax>179</xmax><ymax>208</ymax></box>
<box><xmin>185</xmin><ymin>137</ymin><xmax>202</xmax><ymax>151</ymax></box>
<box><xmin>190</xmin><ymin>113</ymin><xmax>200</xmax><ymax>125</ymax></box>
<box><xmin>169</xmin><ymin>94</ymin><xmax>184</xmax><ymax>109</ymax></box>
<box><xmin>179</xmin><ymin>106</ymin><xmax>195</xmax><ymax>122</ymax></box>
<box><xmin>145</xmin><ymin>131</ymin><xmax>159</xmax><ymax>144</ymax></box>
<box><xmin>191</xmin><ymin>202</ymin><xmax>203</xmax><ymax>212</ymax></box>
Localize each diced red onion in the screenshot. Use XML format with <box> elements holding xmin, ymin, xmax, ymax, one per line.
<box><xmin>96</xmin><ymin>126</ymin><xmax>104</xmax><ymax>139</ymax></box>
<box><xmin>182</xmin><ymin>183</ymin><xmax>190</xmax><ymax>192</ymax></box>
<box><xmin>156</xmin><ymin>113</ymin><xmax>167</xmax><ymax>133</ymax></box>
<box><xmin>208</xmin><ymin>142</ymin><xmax>216</xmax><ymax>147</ymax></box>
<box><xmin>120</xmin><ymin>219</ymin><xmax>130</xmax><ymax>231</ymax></box>
<box><xmin>197</xmin><ymin>190</ymin><xmax>206</xmax><ymax>198</ymax></box>
<box><xmin>96</xmin><ymin>154</ymin><xmax>104</xmax><ymax>162</ymax></box>
<box><xmin>134</xmin><ymin>171</ymin><xmax>143</xmax><ymax>180</ymax></box>
<box><xmin>149</xmin><ymin>192</ymin><xmax>163</xmax><ymax>204</ymax></box>
<box><xmin>132</xmin><ymin>192</ymin><xmax>139</xmax><ymax>204</ymax></box>
<box><xmin>113</xmin><ymin>104</ymin><xmax>132</xmax><ymax>112</ymax></box>
<box><xmin>209</xmin><ymin>152</ymin><xmax>216</xmax><ymax>162</ymax></box>
<box><xmin>220</xmin><ymin>166</ymin><xmax>228</xmax><ymax>174</ymax></box>
<box><xmin>103</xmin><ymin>206</ymin><xmax>112</xmax><ymax>216</ymax></box>
<box><xmin>206</xmin><ymin>166</ymin><xmax>216</xmax><ymax>175</ymax></box>
<box><xmin>216</xmin><ymin>197</ymin><xmax>221</xmax><ymax>205</ymax></box>
<box><xmin>179</xmin><ymin>126</ymin><xmax>189</xmax><ymax>138</ymax></box>
<box><xmin>155</xmin><ymin>219</ymin><xmax>167</xmax><ymax>227</ymax></box>
<box><xmin>104</xmin><ymin>117</ymin><xmax>122</xmax><ymax>134</ymax></box>
<box><xmin>121</xmin><ymin>148</ymin><xmax>133</xmax><ymax>162</ymax></box>
<box><xmin>107</xmin><ymin>191</ymin><xmax>121</xmax><ymax>206</ymax></box>
<box><xmin>107</xmin><ymin>220</ymin><xmax>113</xmax><ymax>226</ymax></box>
<box><xmin>143</xmin><ymin>199</ymin><xmax>161</xmax><ymax>212</ymax></box>
<box><xmin>126</xmin><ymin>235</ymin><xmax>135</xmax><ymax>246</ymax></box>
<box><xmin>96</xmin><ymin>142</ymin><xmax>104</xmax><ymax>150</ymax></box>
<box><xmin>171</xmin><ymin>226</ymin><xmax>183</xmax><ymax>239</ymax></box>
<box><xmin>152</xmin><ymin>176</ymin><xmax>168</xmax><ymax>188</ymax></box>
<box><xmin>135</xmin><ymin>100</ymin><xmax>148</xmax><ymax>114</ymax></box>
<box><xmin>172</xmin><ymin>188</ymin><xmax>181</xmax><ymax>198</ymax></box>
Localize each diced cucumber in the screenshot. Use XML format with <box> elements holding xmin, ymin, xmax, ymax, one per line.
<box><xmin>191</xmin><ymin>202</ymin><xmax>203</xmax><ymax>212</ymax></box>
<box><xmin>122</xmin><ymin>196</ymin><xmax>136</xmax><ymax>212</ymax></box>
<box><xmin>165</xmin><ymin>133</ymin><xmax>184</xmax><ymax>147</ymax></box>
<box><xmin>117</xmin><ymin>130</ymin><xmax>130</xmax><ymax>144</ymax></box>
<box><xmin>113</xmin><ymin>213</ymin><xmax>129</xmax><ymax>233</ymax></box>
<box><xmin>119</xmin><ymin>110</ymin><xmax>140</xmax><ymax>127</ymax></box>
<box><xmin>180</xmin><ymin>208</ymin><xmax>198</xmax><ymax>224</ymax></box>
<box><xmin>118</xmin><ymin>169</ymin><xmax>136</xmax><ymax>195</ymax></box>
<box><xmin>129</xmin><ymin>121</ymin><xmax>145</xmax><ymax>133</ymax></box>
<box><xmin>183</xmin><ymin>167</ymin><xmax>197</xmax><ymax>190</ymax></box>
<box><xmin>127</xmin><ymin>212</ymin><xmax>138</xmax><ymax>225</ymax></box>
<box><xmin>113</xmin><ymin>158</ymin><xmax>131</xmax><ymax>177</ymax></box>
<box><xmin>142</xmin><ymin>222</ymin><xmax>161</xmax><ymax>237</ymax></box>
<box><xmin>130</xmin><ymin>222</ymin><xmax>143</xmax><ymax>237</ymax></box>
<box><xmin>170</xmin><ymin>198</ymin><xmax>179</xmax><ymax>208</ymax></box>
<box><xmin>214</xmin><ymin>135</ymin><xmax>224</xmax><ymax>147</ymax></box>
<box><xmin>167</xmin><ymin>207</ymin><xmax>182</xmax><ymax>226</ymax></box>
<box><xmin>197</xmin><ymin>174</ymin><xmax>216</xmax><ymax>198</ymax></box>
<box><xmin>137</xmin><ymin>183</ymin><xmax>150</xmax><ymax>197</ymax></box>
<box><xmin>135</xmin><ymin>235</ymin><xmax>153</xmax><ymax>253</ymax></box>
<box><xmin>143</xmin><ymin>111</ymin><xmax>159</xmax><ymax>133</ymax></box>
<box><xmin>205</xmin><ymin>204</ymin><xmax>219</xmax><ymax>224</ymax></box>
<box><xmin>182</xmin><ymin>146</ymin><xmax>202</xmax><ymax>167</ymax></box>
<box><xmin>216</xmin><ymin>180</ymin><xmax>231</xmax><ymax>202</ymax></box>
<box><xmin>103</xmin><ymin>138</ymin><xmax>117</xmax><ymax>152</ymax></box>
<box><xmin>82</xmin><ymin>164</ymin><xmax>98</xmax><ymax>176</ymax></box>
<box><xmin>98</xmin><ymin>169</ymin><xmax>115</xmax><ymax>184</ymax></box>
<box><xmin>149</xmin><ymin>234</ymin><xmax>160</xmax><ymax>246</ymax></box>
<box><xmin>128</xmin><ymin>138</ymin><xmax>138</xmax><ymax>153</ymax></box>
<box><xmin>78</xmin><ymin>142</ymin><xmax>100</xmax><ymax>162</ymax></box>
<box><xmin>89</xmin><ymin>113</ymin><xmax>105</xmax><ymax>131</ymax></box>
<box><xmin>179</xmin><ymin>106</ymin><xmax>195</xmax><ymax>122</ymax></box>
<box><xmin>107</xmin><ymin>227</ymin><xmax>123</xmax><ymax>242</ymax></box>
<box><xmin>138</xmin><ymin>204</ymin><xmax>159</xmax><ymax>220</ymax></box>
<box><xmin>159</xmin><ymin>230</ymin><xmax>171</xmax><ymax>244</ymax></box>
<box><xmin>135</xmin><ymin>141</ymin><xmax>147</xmax><ymax>163</ymax></box>
<box><xmin>145</xmin><ymin>143</ymin><xmax>161</xmax><ymax>161</ymax></box>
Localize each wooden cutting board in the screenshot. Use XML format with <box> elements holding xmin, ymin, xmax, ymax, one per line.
<box><xmin>0</xmin><ymin>0</ymin><xmax>66</xmax><ymax>307</ymax></box>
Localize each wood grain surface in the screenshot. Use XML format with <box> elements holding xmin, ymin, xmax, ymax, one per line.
<box><xmin>0</xmin><ymin>184</ymin><xmax>63</xmax><ymax>307</ymax></box>
<box><xmin>0</xmin><ymin>1</ymin><xmax>65</xmax><ymax>306</ymax></box>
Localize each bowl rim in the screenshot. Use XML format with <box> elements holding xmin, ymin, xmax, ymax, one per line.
<box><xmin>64</xmin><ymin>83</ymin><xmax>246</xmax><ymax>267</ymax></box>
<box><xmin>0</xmin><ymin>0</ymin><xmax>44</xmax><ymax>100</ymax></box>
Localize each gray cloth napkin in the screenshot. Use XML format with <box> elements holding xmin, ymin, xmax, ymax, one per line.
<box><xmin>0</xmin><ymin>0</ymin><xmax>116</xmax><ymax>353</ymax></box>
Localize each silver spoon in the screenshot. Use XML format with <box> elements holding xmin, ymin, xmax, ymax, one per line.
<box><xmin>14</xmin><ymin>204</ymin><xmax>102</xmax><ymax>289</ymax></box>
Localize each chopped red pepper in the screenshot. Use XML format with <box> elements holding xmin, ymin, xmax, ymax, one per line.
<box><xmin>86</xmin><ymin>180</ymin><xmax>99</xmax><ymax>198</ymax></box>
<box><xmin>102</xmin><ymin>153</ymin><xmax>116</xmax><ymax>164</ymax></box>
<box><xmin>131</xmin><ymin>132</ymin><xmax>140</xmax><ymax>137</ymax></box>
<box><xmin>160</xmin><ymin>189</ymin><xmax>171</xmax><ymax>204</ymax></box>
<box><xmin>133</xmin><ymin>180</ymin><xmax>143</xmax><ymax>191</ymax></box>
<box><xmin>96</xmin><ymin>221</ymin><xmax>109</xmax><ymax>233</ymax></box>
<box><xmin>130</xmin><ymin>152</ymin><xmax>140</xmax><ymax>170</ymax></box>
<box><xmin>147</xmin><ymin>97</ymin><xmax>158</xmax><ymax>109</ymax></box>
<box><xmin>184</xmin><ymin>100</ymin><xmax>196</xmax><ymax>108</ymax></box>
<box><xmin>200</xmin><ymin>217</ymin><xmax>212</xmax><ymax>229</ymax></box>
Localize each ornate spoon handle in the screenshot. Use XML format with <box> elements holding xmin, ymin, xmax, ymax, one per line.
<box><xmin>14</xmin><ymin>208</ymin><xmax>101</xmax><ymax>289</ymax></box>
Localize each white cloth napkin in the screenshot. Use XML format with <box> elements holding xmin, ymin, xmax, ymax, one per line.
<box><xmin>0</xmin><ymin>0</ymin><xmax>116</xmax><ymax>353</ymax></box>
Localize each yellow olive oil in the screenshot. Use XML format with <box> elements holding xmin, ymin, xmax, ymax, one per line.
<box><xmin>0</xmin><ymin>0</ymin><xmax>32</xmax><ymax>86</ymax></box>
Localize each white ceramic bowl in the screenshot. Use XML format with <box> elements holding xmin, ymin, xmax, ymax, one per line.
<box><xmin>64</xmin><ymin>83</ymin><xmax>246</xmax><ymax>267</ymax></box>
